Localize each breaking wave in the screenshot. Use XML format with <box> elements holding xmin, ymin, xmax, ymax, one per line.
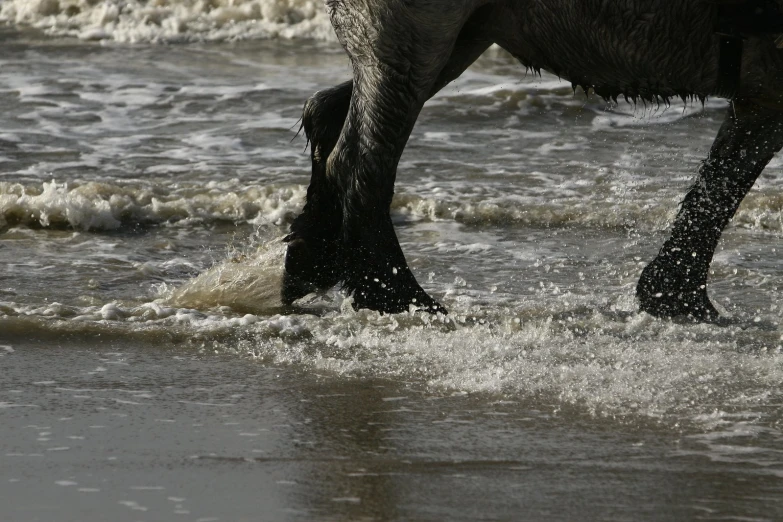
<box><xmin>0</xmin><ymin>0</ymin><xmax>335</xmax><ymax>43</ymax></box>
<box><xmin>4</xmin><ymin>179</ymin><xmax>783</xmax><ymax>233</ymax></box>
<box><xmin>0</xmin><ymin>180</ymin><xmax>305</xmax><ymax>230</ymax></box>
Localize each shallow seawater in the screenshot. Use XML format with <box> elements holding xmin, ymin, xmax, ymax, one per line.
<box><xmin>2</xmin><ymin>21</ymin><xmax>783</xmax><ymax>521</ymax></box>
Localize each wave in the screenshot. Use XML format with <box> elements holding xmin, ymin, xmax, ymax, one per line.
<box><xmin>0</xmin><ymin>180</ymin><xmax>305</xmax><ymax>230</ymax></box>
<box><xmin>0</xmin><ymin>0</ymin><xmax>335</xmax><ymax>43</ymax></box>
<box><xmin>4</xmin><ymin>179</ymin><xmax>783</xmax><ymax>233</ymax></box>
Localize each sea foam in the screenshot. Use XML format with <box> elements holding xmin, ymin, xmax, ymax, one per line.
<box><xmin>4</xmin><ymin>179</ymin><xmax>783</xmax><ymax>233</ymax></box>
<box><xmin>0</xmin><ymin>0</ymin><xmax>335</xmax><ymax>43</ymax></box>
<box><xmin>0</xmin><ymin>180</ymin><xmax>306</xmax><ymax>231</ymax></box>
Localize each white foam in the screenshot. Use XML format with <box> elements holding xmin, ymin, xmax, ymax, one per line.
<box><xmin>391</xmin><ymin>189</ymin><xmax>681</xmax><ymax>231</ymax></box>
<box><xmin>3</xmin><ymin>178</ymin><xmax>783</xmax><ymax>234</ymax></box>
<box><xmin>231</xmin><ymin>310</ymin><xmax>783</xmax><ymax>430</ymax></box>
<box><xmin>0</xmin><ymin>180</ymin><xmax>305</xmax><ymax>231</ymax></box>
<box><xmin>0</xmin><ymin>0</ymin><xmax>336</xmax><ymax>43</ymax></box>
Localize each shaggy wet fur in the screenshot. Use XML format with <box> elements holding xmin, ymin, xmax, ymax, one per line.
<box><xmin>284</xmin><ymin>0</ymin><xmax>783</xmax><ymax>319</ymax></box>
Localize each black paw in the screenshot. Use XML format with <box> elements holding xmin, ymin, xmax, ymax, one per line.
<box><xmin>347</xmin><ymin>270</ymin><xmax>446</xmax><ymax>315</ymax></box>
<box><xmin>636</xmin><ymin>258</ymin><xmax>719</xmax><ymax>321</ymax></box>
<box><xmin>281</xmin><ymin>237</ymin><xmax>341</xmax><ymax>305</ymax></box>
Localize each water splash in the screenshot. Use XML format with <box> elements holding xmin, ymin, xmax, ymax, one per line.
<box><xmin>167</xmin><ymin>237</ymin><xmax>287</xmax><ymax>314</ymax></box>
